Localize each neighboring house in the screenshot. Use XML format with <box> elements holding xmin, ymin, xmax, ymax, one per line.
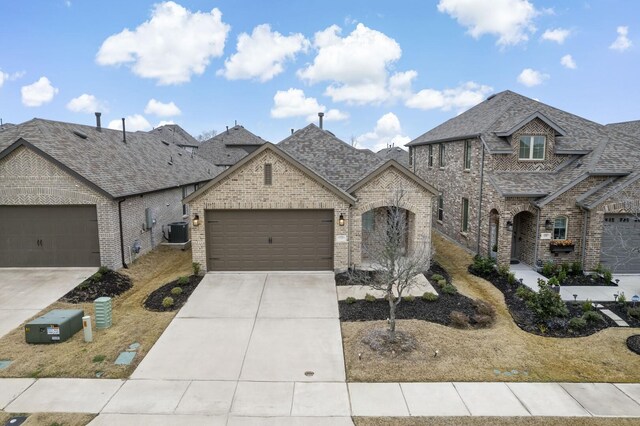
<box><xmin>376</xmin><ymin>146</ymin><xmax>409</xmax><ymax>167</ymax></box>
<box><xmin>407</xmin><ymin>90</ymin><xmax>640</xmax><ymax>273</ymax></box>
<box><xmin>149</xmin><ymin>124</ymin><xmax>200</xmax><ymax>153</ymax></box>
<box><xmin>197</xmin><ymin>125</ymin><xmax>266</xmax><ymax>168</ymax></box>
<box><xmin>185</xmin><ymin>124</ymin><xmax>437</xmax><ymax>272</ymax></box>
<box><xmin>0</xmin><ymin>117</ymin><xmax>222</xmax><ymax>269</ymax></box>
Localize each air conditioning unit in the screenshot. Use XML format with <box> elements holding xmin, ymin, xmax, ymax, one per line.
<box><xmin>168</xmin><ymin>221</ymin><xmax>189</xmax><ymax>243</ymax></box>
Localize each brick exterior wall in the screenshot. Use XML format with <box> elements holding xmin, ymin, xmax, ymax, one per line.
<box><xmin>188</xmin><ymin>149</ymin><xmax>351</xmax><ymax>271</ymax></box>
<box><xmin>0</xmin><ymin>146</ymin><xmax>198</xmax><ymax>270</ymax></box>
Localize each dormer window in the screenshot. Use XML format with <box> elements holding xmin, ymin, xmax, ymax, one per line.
<box><xmin>519</xmin><ymin>136</ymin><xmax>545</xmax><ymax>160</ymax></box>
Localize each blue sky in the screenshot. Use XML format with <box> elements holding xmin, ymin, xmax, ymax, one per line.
<box><xmin>0</xmin><ymin>0</ymin><xmax>637</xmax><ymax>150</ymax></box>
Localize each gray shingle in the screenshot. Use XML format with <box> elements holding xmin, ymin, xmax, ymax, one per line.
<box><xmin>197</xmin><ymin>125</ymin><xmax>267</xmax><ymax>167</ymax></box>
<box><xmin>376</xmin><ymin>146</ymin><xmax>409</xmax><ymax>166</ymax></box>
<box><xmin>0</xmin><ymin>118</ymin><xmax>223</xmax><ymax>198</ymax></box>
<box><xmin>148</xmin><ymin>124</ymin><xmax>199</xmax><ymax>147</ymax></box>
<box><xmin>606</xmin><ymin>120</ymin><xmax>640</xmax><ymax>138</ymax></box>
<box><xmin>278</xmin><ymin>124</ymin><xmax>384</xmax><ymax>190</ymax></box>
<box><xmin>207</xmin><ymin>125</ymin><xmax>267</xmax><ymax>146</ymax></box>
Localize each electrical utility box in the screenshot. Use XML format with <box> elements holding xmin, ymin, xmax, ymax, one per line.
<box><xmin>25</xmin><ymin>309</ymin><xmax>84</xmax><ymax>344</ymax></box>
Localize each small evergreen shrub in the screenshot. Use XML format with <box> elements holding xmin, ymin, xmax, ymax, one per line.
<box><xmin>98</xmin><ymin>266</ymin><xmax>110</xmax><ymax>275</ymax></box>
<box><xmin>192</xmin><ymin>262</ymin><xmax>201</xmax><ymax>276</ymax></box>
<box><xmin>542</xmin><ymin>261</ymin><xmax>557</xmax><ymax>278</ymax></box>
<box><xmin>571</xmin><ymin>261</ymin><xmax>582</xmax><ymax>275</ymax></box>
<box><xmin>440</xmin><ymin>283</ymin><xmax>458</xmax><ymax>295</ymax></box>
<box><xmin>450</xmin><ymin>311</ymin><xmax>470</xmax><ymax>328</ymax></box>
<box><xmin>364</xmin><ymin>293</ymin><xmax>376</xmax><ymax>302</ymax></box>
<box><xmin>422</xmin><ymin>292</ymin><xmax>438</xmax><ymax>302</ymax></box>
<box><xmin>618</xmin><ymin>293</ymin><xmax>627</xmax><ymax>305</ymax></box>
<box><xmin>403</xmin><ymin>295</ymin><xmax>415</xmax><ymax>302</ymax></box>
<box><xmin>345</xmin><ymin>297</ymin><xmax>357</xmax><ymax>304</ymax></box>
<box><xmin>627</xmin><ymin>307</ymin><xmax>640</xmax><ymax>319</ymax></box>
<box><xmin>603</xmin><ymin>268</ymin><xmax>613</xmax><ymax>283</ymax></box>
<box><xmin>516</xmin><ymin>285</ymin><xmax>535</xmax><ymax>301</ymax></box>
<box><xmin>431</xmin><ymin>274</ymin><xmax>444</xmax><ymax>282</ymax></box>
<box><xmin>162</xmin><ymin>297</ymin><xmax>174</xmax><ymax>308</ymax></box>
<box><xmin>177</xmin><ymin>276</ymin><xmax>190</xmax><ymax>286</ymax></box>
<box><xmin>497</xmin><ymin>264</ymin><xmax>510</xmax><ymax>277</ymax></box>
<box><xmin>568</xmin><ymin>317</ymin><xmax>587</xmax><ymax>330</ymax></box>
<box><xmin>507</xmin><ymin>272</ymin><xmax>517</xmax><ymax>286</ymax></box>
<box><xmin>527</xmin><ymin>281</ymin><xmax>569</xmax><ymax>322</ymax></box>
<box><xmin>556</xmin><ymin>269</ymin><xmax>567</xmax><ymax>284</ymax></box>
<box><xmin>470</xmin><ymin>255</ymin><xmax>495</xmax><ymax>276</ymax></box>
<box><xmin>582</xmin><ymin>310</ymin><xmax>604</xmax><ymax>323</ymax></box>
<box><xmin>171</xmin><ymin>287</ymin><xmax>183</xmax><ymax>295</ymax></box>
<box><xmin>581</xmin><ymin>299</ymin><xmax>593</xmax><ymax>313</ymax></box>
<box><xmin>437</xmin><ymin>279</ymin><xmax>447</xmax><ymax>287</ymax></box>
<box><xmin>91</xmin><ymin>272</ymin><xmax>103</xmax><ymax>283</ymax></box>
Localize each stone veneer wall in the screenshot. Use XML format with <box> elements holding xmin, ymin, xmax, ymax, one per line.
<box><xmin>188</xmin><ymin>149</ymin><xmax>351</xmax><ymax>271</ymax></box>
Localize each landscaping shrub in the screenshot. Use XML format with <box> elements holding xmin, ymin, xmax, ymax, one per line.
<box><xmin>571</xmin><ymin>261</ymin><xmax>582</xmax><ymax>275</ymax></box>
<box><xmin>507</xmin><ymin>272</ymin><xmax>517</xmax><ymax>286</ymax></box>
<box><xmin>556</xmin><ymin>269</ymin><xmax>567</xmax><ymax>284</ymax></box>
<box><xmin>582</xmin><ymin>311</ymin><xmax>604</xmax><ymax>323</ymax></box>
<box><xmin>177</xmin><ymin>276</ymin><xmax>190</xmax><ymax>286</ymax></box>
<box><xmin>603</xmin><ymin>268</ymin><xmax>613</xmax><ymax>283</ymax></box>
<box><xmin>450</xmin><ymin>311</ymin><xmax>470</xmax><ymax>328</ymax></box>
<box><xmin>515</xmin><ymin>285</ymin><xmax>535</xmax><ymax>302</ymax></box>
<box><xmin>470</xmin><ymin>255</ymin><xmax>495</xmax><ymax>276</ymax></box>
<box><xmin>162</xmin><ymin>297</ymin><xmax>174</xmax><ymax>308</ymax></box>
<box><xmin>345</xmin><ymin>297</ymin><xmax>356</xmax><ymax>304</ymax></box>
<box><xmin>422</xmin><ymin>292</ymin><xmax>438</xmax><ymax>302</ymax></box>
<box><xmin>594</xmin><ymin>263</ymin><xmax>604</xmax><ymax>274</ymax></box>
<box><xmin>472</xmin><ymin>314</ymin><xmax>494</xmax><ymax>328</ymax></box>
<box><xmin>473</xmin><ymin>299</ymin><xmax>496</xmax><ymax>318</ymax></box>
<box><xmin>403</xmin><ymin>295</ymin><xmax>415</xmax><ymax>302</ymax></box>
<box><xmin>627</xmin><ymin>307</ymin><xmax>640</xmax><ymax>320</ymax></box>
<box><xmin>98</xmin><ymin>266</ymin><xmax>110</xmax><ymax>275</ymax></box>
<box><xmin>547</xmin><ymin>276</ymin><xmax>560</xmax><ymax>287</ymax></box>
<box><xmin>527</xmin><ymin>280</ymin><xmax>569</xmax><ymax>322</ymax></box>
<box><xmin>437</xmin><ymin>279</ymin><xmax>447</xmax><ymax>287</ymax></box>
<box><xmin>431</xmin><ymin>274</ymin><xmax>444</xmax><ymax>282</ymax></box>
<box><xmin>171</xmin><ymin>287</ymin><xmax>183</xmax><ymax>296</ymax></box>
<box><xmin>497</xmin><ymin>264</ymin><xmax>510</xmax><ymax>277</ymax></box>
<box><xmin>569</xmin><ymin>317</ymin><xmax>587</xmax><ymax>330</ymax></box>
<box><xmin>618</xmin><ymin>293</ymin><xmax>627</xmax><ymax>305</ymax></box>
<box><xmin>440</xmin><ymin>283</ymin><xmax>458</xmax><ymax>295</ymax></box>
<box><xmin>364</xmin><ymin>293</ymin><xmax>376</xmax><ymax>302</ymax></box>
<box><xmin>91</xmin><ymin>272</ymin><xmax>103</xmax><ymax>283</ymax></box>
<box><xmin>581</xmin><ymin>299</ymin><xmax>593</xmax><ymax>313</ymax></box>
<box><xmin>192</xmin><ymin>262</ymin><xmax>201</xmax><ymax>276</ymax></box>
<box><xmin>542</xmin><ymin>261</ymin><xmax>557</xmax><ymax>277</ymax></box>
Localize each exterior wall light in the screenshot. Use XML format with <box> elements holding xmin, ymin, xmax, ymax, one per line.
<box><xmin>339</xmin><ymin>214</ymin><xmax>345</xmax><ymax>226</ymax></box>
<box><xmin>192</xmin><ymin>214</ymin><xmax>200</xmax><ymax>227</ymax></box>
<box><xmin>506</xmin><ymin>220</ymin><xmax>513</xmax><ymax>232</ymax></box>
<box><xmin>545</xmin><ymin>219</ymin><xmax>553</xmax><ymax>230</ymax></box>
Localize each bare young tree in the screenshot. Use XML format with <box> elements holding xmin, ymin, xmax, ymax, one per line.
<box><xmin>352</xmin><ymin>189</ymin><xmax>431</xmax><ymax>341</ymax></box>
<box><xmin>195</xmin><ymin>129</ymin><xmax>217</xmax><ymax>142</ymax></box>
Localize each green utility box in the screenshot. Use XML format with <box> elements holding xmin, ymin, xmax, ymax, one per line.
<box><xmin>25</xmin><ymin>309</ymin><xmax>84</xmax><ymax>344</ymax></box>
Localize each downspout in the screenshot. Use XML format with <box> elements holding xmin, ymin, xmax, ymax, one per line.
<box><xmin>579</xmin><ymin>206</ymin><xmax>589</xmax><ymax>269</ymax></box>
<box><xmin>118</xmin><ymin>199</ymin><xmax>128</xmax><ymax>269</ymax></box>
<box><xmin>347</xmin><ymin>205</ymin><xmax>353</xmax><ymax>271</ymax></box>
<box><xmin>476</xmin><ymin>137</ymin><xmax>486</xmax><ymax>255</ymax></box>
<box><xmin>533</xmin><ymin>204</ymin><xmax>541</xmax><ymax>268</ymax></box>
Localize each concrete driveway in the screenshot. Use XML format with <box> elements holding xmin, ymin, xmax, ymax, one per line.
<box><xmin>97</xmin><ymin>271</ymin><xmax>351</xmax><ymax>424</ymax></box>
<box><xmin>0</xmin><ymin>268</ymin><xmax>95</xmax><ymax>338</ymax></box>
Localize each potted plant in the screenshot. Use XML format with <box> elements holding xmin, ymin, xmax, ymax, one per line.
<box><xmin>549</xmin><ymin>239</ymin><xmax>575</xmax><ymax>253</ymax></box>
<box><xmin>547</xmin><ymin>276</ymin><xmax>561</xmax><ymax>293</ymax></box>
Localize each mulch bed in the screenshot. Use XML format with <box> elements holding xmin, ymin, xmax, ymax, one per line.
<box><xmin>469</xmin><ymin>267</ymin><xmax>619</xmax><ymax>337</ymax></box>
<box><xmin>144</xmin><ymin>275</ymin><xmax>203</xmax><ymax>312</ymax></box>
<box><xmin>560</xmin><ymin>274</ymin><xmax>617</xmax><ymax>287</ymax></box>
<box><xmin>60</xmin><ymin>269</ymin><xmax>132</xmax><ymax>303</ymax></box>
<box><xmin>339</xmin><ymin>263</ymin><xmax>493</xmax><ymax>329</ymax></box>
<box><xmin>601</xmin><ymin>302</ymin><xmax>640</xmax><ymax>327</ymax></box>
<box><xmin>627</xmin><ymin>335</ymin><xmax>640</xmax><ymax>355</ymax></box>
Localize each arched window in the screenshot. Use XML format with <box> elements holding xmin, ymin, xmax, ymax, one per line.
<box><xmin>553</xmin><ymin>216</ymin><xmax>568</xmax><ymax>240</ymax></box>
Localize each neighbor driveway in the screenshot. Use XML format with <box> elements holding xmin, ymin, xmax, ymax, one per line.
<box><xmin>0</xmin><ymin>268</ymin><xmax>95</xmax><ymax>338</ymax></box>
<box><xmin>94</xmin><ymin>271</ymin><xmax>351</xmax><ymax>424</ymax></box>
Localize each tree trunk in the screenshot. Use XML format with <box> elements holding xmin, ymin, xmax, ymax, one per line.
<box><xmin>388</xmin><ymin>289</ymin><xmax>396</xmax><ymax>342</ymax></box>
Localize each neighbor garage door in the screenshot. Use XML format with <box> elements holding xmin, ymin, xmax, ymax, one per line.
<box><xmin>0</xmin><ymin>205</ymin><xmax>100</xmax><ymax>267</ymax></box>
<box><xmin>205</xmin><ymin>209</ymin><xmax>334</xmax><ymax>271</ymax></box>
<box><xmin>601</xmin><ymin>214</ymin><xmax>640</xmax><ymax>273</ymax></box>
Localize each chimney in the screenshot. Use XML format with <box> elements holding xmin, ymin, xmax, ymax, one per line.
<box><xmin>121</xmin><ymin>118</ymin><xmax>126</xmax><ymax>143</ymax></box>
<box><xmin>318</xmin><ymin>112</ymin><xmax>324</xmax><ymax>129</ymax></box>
<box><xmin>226</xmin><ymin>125</ymin><xmax>229</xmax><ymax>134</ymax></box>
<box><xmin>291</xmin><ymin>128</ymin><xmax>294</xmax><ymax>135</ymax></box>
<box><xmin>95</xmin><ymin>112</ymin><xmax>102</xmax><ymax>131</ymax></box>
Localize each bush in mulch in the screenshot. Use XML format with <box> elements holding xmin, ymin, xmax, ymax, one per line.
<box><xmin>60</xmin><ymin>268</ymin><xmax>132</xmax><ymax>303</ymax></box>
<box><xmin>627</xmin><ymin>335</ymin><xmax>640</xmax><ymax>355</ymax></box>
<box><xmin>144</xmin><ymin>275</ymin><xmax>203</xmax><ymax>312</ymax></box>
<box><xmin>339</xmin><ymin>263</ymin><xmax>495</xmax><ymax>329</ymax></box>
<box><xmin>539</xmin><ymin>261</ymin><xmax>616</xmax><ymax>286</ymax></box>
<box><xmin>468</xmin><ymin>256</ymin><xmax>621</xmax><ymax>337</ymax></box>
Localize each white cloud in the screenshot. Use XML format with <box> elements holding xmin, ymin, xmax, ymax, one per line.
<box><xmin>437</xmin><ymin>0</ymin><xmax>538</xmax><ymax>46</ymax></box>
<box><xmin>610</xmin><ymin>26</ymin><xmax>632</xmax><ymax>52</ymax></box>
<box><xmin>218</xmin><ymin>24</ymin><xmax>309</xmax><ymax>82</ymax></box>
<box><xmin>1</xmin><ymin>70</ymin><xmax>25</xmax><ymax>88</ymax></box>
<box><xmin>517</xmin><ymin>68</ymin><xmax>549</xmax><ymax>87</ymax></box>
<box><xmin>96</xmin><ymin>1</ymin><xmax>230</xmax><ymax>85</ymax></box>
<box><xmin>21</xmin><ymin>77</ymin><xmax>59</xmax><ymax>107</ymax></box>
<box><xmin>144</xmin><ymin>99</ymin><xmax>181</xmax><ymax>117</ymax></box>
<box><xmin>355</xmin><ymin>112</ymin><xmax>411</xmax><ymax>152</ymax></box>
<box><xmin>270</xmin><ymin>88</ymin><xmax>348</xmax><ymax>122</ymax></box>
<box><xmin>107</xmin><ymin>114</ymin><xmax>152</xmax><ymax>132</ymax></box>
<box><xmin>541</xmin><ymin>28</ymin><xmax>570</xmax><ymax>44</ymax></box>
<box><xmin>156</xmin><ymin>120</ymin><xmax>176</xmax><ymax>127</ymax></box>
<box><xmin>297</xmin><ymin>23</ymin><xmax>404</xmax><ymax>104</ymax></box>
<box><xmin>66</xmin><ymin>94</ymin><xmax>106</xmax><ymax>113</ymax></box>
<box><xmin>0</xmin><ymin>72</ymin><xmax>5</xmax><ymax>88</ymax></box>
<box><xmin>560</xmin><ymin>54</ymin><xmax>576</xmax><ymax>69</ymax></box>
<box><xmin>405</xmin><ymin>81</ymin><xmax>493</xmax><ymax>112</ymax></box>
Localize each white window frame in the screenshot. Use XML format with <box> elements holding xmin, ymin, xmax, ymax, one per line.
<box><xmin>519</xmin><ymin>135</ymin><xmax>546</xmax><ymax>161</ymax></box>
<box><xmin>553</xmin><ymin>216</ymin><xmax>568</xmax><ymax>240</ymax></box>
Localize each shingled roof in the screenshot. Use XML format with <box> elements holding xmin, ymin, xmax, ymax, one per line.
<box><xmin>148</xmin><ymin>124</ymin><xmax>199</xmax><ymax>148</ymax></box>
<box><xmin>0</xmin><ymin>118</ymin><xmax>223</xmax><ymax>198</ymax></box>
<box><xmin>376</xmin><ymin>146</ymin><xmax>409</xmax><ymax>166</ymax></box>
<box><xmin>278</xmin><ymin>124</ymin><xmax>385</xmax><ymax>191</ymax></box>
<box><xmin>197</xmin><ymin>125</ymin><xmax>267</xmax><ymax>167</ymax></box>
<box><xmin>606</xmin><ymin>120</ymin><xmax>640</xmax><ymax>139</ymax></box>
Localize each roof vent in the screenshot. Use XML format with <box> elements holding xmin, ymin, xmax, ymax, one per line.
<box><xmin>95</xmin><ymin>112</ymin><xmax>102</xmax><ymax>131</ymax></box>
<box><xmin>122</xmin><ymin>118</ymin><xmax>127</xmax><ymax>143</ymax></box>
<box><xmin>318</xmin><ymin>112</ymin><xmax>324</xmax><ymax>129</ymax></box>
<box><xmin>161</xmin><ymin>140</ymin><xmax>170</xmax><ymax>146</ymax></box>
<box><xmin>486</xmin><ymin>94</ymin><xmax>497</xmax><ymax>101</ymax></box>
<box><xmin>73</xmin><ymin>130</ymin><xmax>88</xmax><ymax>139</ymax></box>
<box><xmin>168</xmin><ymin>155</ymin><xmax>173</xmax><ymax>166</ymax></box>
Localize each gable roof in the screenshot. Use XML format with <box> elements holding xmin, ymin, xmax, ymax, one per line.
<box><xmin>348</xmin><ymin>160</ymin><xmax>438</xmax><ymax>195</ymax></box>
<box><xmin>0</xmin><ymin>118</ymin><xmax>223</xmax><ymax>199</ymax></box>
<box><xmin>206</xmin><ymin>125</ymin><xmax>267</xmax><ymax>146</ymax></box>
<box><xmin>197</xmin><ymin>125</ymin><xmax>267</xmax><ymax>167</ymax></box>
<box><xmin>278</xmin><ymin>124</ymin><xmax>385</xmax><ymax>190</ymax></box>
<box><xmin>376</xmin><ymin>146</ymin><xmax>409</xmax><ymax>166</ymax></box>
<box><xmin>184</xmin><ymin>142</ymin><xmax>356</xmax><ymax>205</ymax></box>
<box><xmin>148</xmin><ymin>124</ymin><xmax>199</xmax><ymax>148</ymax></box>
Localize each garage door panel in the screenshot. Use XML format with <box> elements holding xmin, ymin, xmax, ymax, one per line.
<box><xmin>601</xmin><ymin>214</ymin><xmax>640</xmax><ymax>273</ymax></box>
<box><xmin>0</xmin><ymin>205</ymin><xmax>101</xmax><ymax>267</ymax></box>
<box><xmin>206</xmin><ymin>209</ymin><xmax>334</xmax><ymax>271</ymax></box>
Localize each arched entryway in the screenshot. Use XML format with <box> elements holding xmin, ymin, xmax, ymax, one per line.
<box><xmin>510</xmin><ymin>210</ymin><xmax>537</xmax><ymax>265</ymax></box>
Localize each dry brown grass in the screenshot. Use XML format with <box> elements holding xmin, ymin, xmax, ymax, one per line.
<box><xmin>343</xmin><ymin>232</ymin><xmax>640</xmax><ymax>383</ymax></box>
<box><xmin>0</xmin><ymin>247</ymin><xmax>193</xmax><ymax>379</ymax></box>
<box><xmin>354</xmin><ymin>417</ymin><xmax>640</xmax><ymax>426</ymax></box>
<box><xmin>0</xmin><ymin>411</ymin><xmax>94</xmax><ymax>426</ymax></box>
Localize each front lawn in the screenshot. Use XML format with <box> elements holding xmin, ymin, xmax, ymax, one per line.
<box><xmin>0</xmin><ymin>247</ymin><xmax>195</xmax><ymax>379</ymax></box>
<box><xmin>342</xmin><ymin>232</ymin><xmax>640</xmax><ymax>383</ymax></box>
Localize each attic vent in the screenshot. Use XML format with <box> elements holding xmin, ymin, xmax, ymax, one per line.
<box><xmin>264</xmin><ymin>163</ymin><xmax>272</xmax><ymax>185</ymax></box>
<box><xmin>73</xmin><ymin>130</ymin><xmax>88</xmax><ymax>139</ymax></box>
<box><xmin>168</xmin><ymin>155</ymin><xmax>173</xmax><ymax>166</ymax></box>
<box><xmin>178</xmin><ymin>152</ymin><xmax>182</xmax><ymax>156</ymax></box>
<box><xmin>161</xmin><ymin>140</ymin><xmax>170</xmax><ymax>146</ymax></box>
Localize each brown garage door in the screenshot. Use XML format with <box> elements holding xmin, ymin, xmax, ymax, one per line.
<box><xmin>0</xmin><ymin>205</ymin><xmax>100</xmax><ymax>267</ymax></box>
<box><xmin>205</xmin><ymin>210</ymin><xmax>334</xmax><ymax>271</ymax></box>
<box><xmin>601</xmin><ymin>214</ymin><xmax>640</xmax><ymax>273</ymax></box>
